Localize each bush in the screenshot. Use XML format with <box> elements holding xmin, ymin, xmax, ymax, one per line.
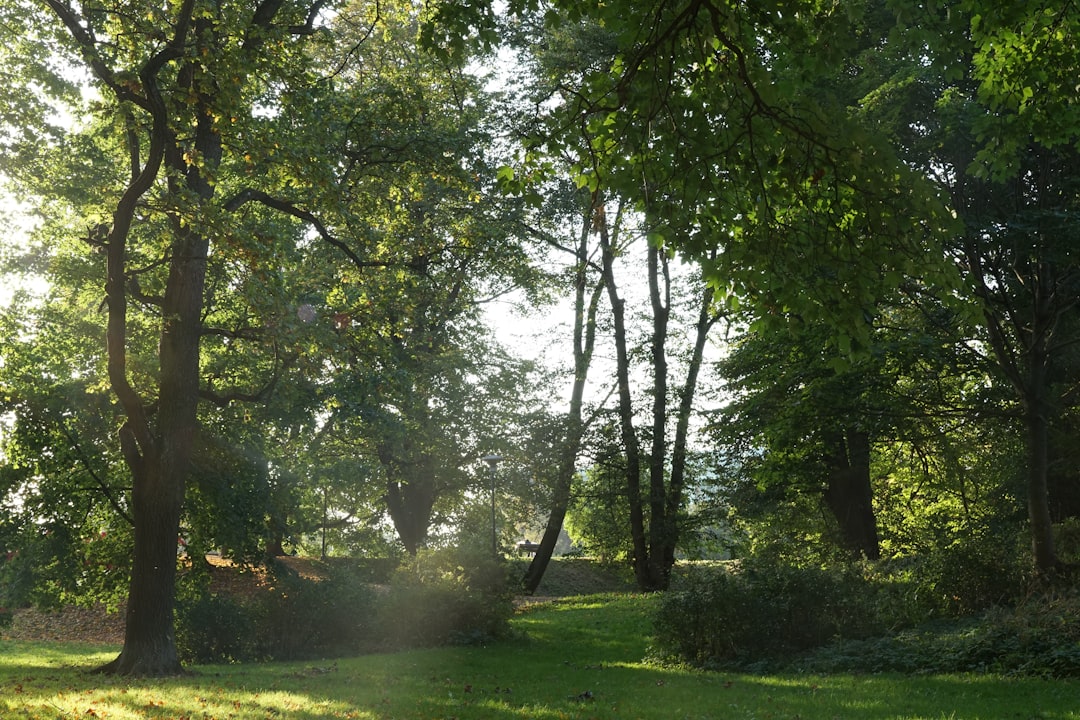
<box><xmin>653</xmin><ymin>559</ymin><xmax>886</xmax><ymax>668</ymax></box>
<box><xmin>248</xmin><ymin>560</ymin><xmax>376</xmax><ymax>660</ymax></box>
<box><xmin>796</xmin><ymin>590</ymin><xmax>1080</xmax><ymax>677</ymax></box>
<box><xmin>175</xmin><ymin>559</ymin><xmax>376</xmax><ymax>663</ymax></box>
<box><xmin>176</xmin><ymin>593</ymin><xmax>255</xmax><ymax>663</ymax></box>
<box><xmin>175</xmin><ymin>550</ymin><xmax>516</xmax><ymax>664</ymax></box>
<box><xmin>907</xmin><ymin>530</ymin><xmax>1029</xmax><ymax>615</ymax></box>
<box><xmin>376</xmin><ymin>546</ymin><xmax>514</xmax><ymax>649</ymax></box>
<box><xmin>0</xmin><ymin>606</ymin><xmax>13</xmax><ymax>630</ymax></box>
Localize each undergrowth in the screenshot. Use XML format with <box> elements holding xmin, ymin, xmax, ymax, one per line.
<box><xmin>652</xmin><ymin>557</ymin><xmax>1080</xmax><ymax>678</ymax></box>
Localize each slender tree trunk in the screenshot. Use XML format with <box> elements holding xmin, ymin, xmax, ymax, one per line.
<box><xmin>522</xmin><ymin>196</ymin><xmax>603</xmax><ymax>593</ymax></box>
<box><xmin>646</xmin><ymin>245</ymin><xmax>671</xmax><ymax>589</ymax></box>
<box><xmin>596</xmin><ymin>200</ymin><xmax>651</xmax><ymax>589</ymax></box>
<box><xmin>663</xmin><ymin>279</ymin><xmax>717</xmax><ymax>570</ymax></box>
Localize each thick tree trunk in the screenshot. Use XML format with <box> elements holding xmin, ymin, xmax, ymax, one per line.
<box><xmin>98</xmin><ymin>464</ymin><xmax>186</xmax><ymax>675</ymax></box>
<box><xmin>822</xmin><ymin>428</ymin><xmax>880</xmax><ymax>560</ymax></box>
<box><xmin>1025</xmin><ymin>336</ymin><xmax>1058</xmax><ymax>575</ymax></box>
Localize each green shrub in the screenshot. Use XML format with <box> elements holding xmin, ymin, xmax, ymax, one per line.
<box><xmin>175</xmin><ymin>550</ymin><xmax>515</xmax><ymax>664</ymax></box>
<box><xmin>0</xmin><ymin>606</ymin><xmax>13</xmax><ymax>630</ymax></box>
<box><xmin>176</xmin><ymin>593</ymin><xmax>255</xmax><ymax>663</ymax></box>
<box><xmin>796</xmin><ymin>590</ymin><xmax>1080</xmax><ymax>677</ymax></box>
<box><xmin>377</xmin><ymin>546</ymin><xmax>514</xmax><ymax>649</ymax></box>
<box><xmin>653</xmin><ymin>559</ymin><xmax>885</xmax><ymax>668</ymax></box>
<box><xmin>175</xmin><ymin>559</ymin><xmax>377</xmax><ymax>663</ymax></box>
<box><xmin>250</xmin><ymin>560</ymin><xmax>376</xmax><ymax>660</ymax></box>
<box><xmin>909</xmin><ymin>533</ymin><xmax>1028</xmax><ymax>614</ymax></box>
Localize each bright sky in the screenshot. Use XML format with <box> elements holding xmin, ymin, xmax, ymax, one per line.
<box><xmin>0</xmin><ymin>191</ymin><xmax>46</xmax><ymax>308</ymax></box>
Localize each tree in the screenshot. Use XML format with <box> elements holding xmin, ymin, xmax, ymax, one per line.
<box><xmin>1</xmin><ymin>0</ymin><xmax>346</xmax><ymax>675</ymax></box>
<box><xmin>279</xmin><ymin>2</ymin><xmax>541</xmax><ymax>556</ymax></box>
<box><xmin>847</xmin><ymin>0</ymin><xmax>1080</xmax><ymax>574</ymax></box>
<box><xmin>491</xmin><ymin>6</ymin><xmax>731</xmax><ymax>591</ymax></box>
<box><xmin>519</xmin><ymin>187</ymin><xmax>605</xmax><ymax>592</ymax></box>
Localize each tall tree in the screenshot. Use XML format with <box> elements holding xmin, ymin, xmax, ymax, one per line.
<box><xmin>1</xmin><ymin>0</ymin><xmax>341</xmax><ymax>675</ymax></box>
<box><xmin>849</xmin><ymin>0</ymin><xmax>1080</xmax><ymax>574</ymax></box>
<box><xmin>496</xmin><ymin>8</ymin><xmax>726</xmax><ymax>590</ymax></box>
<box><xmin>520</xmin><ymin>188</ymin><xmax>605</xmax><ymax>592</ymax></box>
<box><xmin>287</xmin><ymin>1</ymin><xmax>539</xmax><ymax>556</ymax></box>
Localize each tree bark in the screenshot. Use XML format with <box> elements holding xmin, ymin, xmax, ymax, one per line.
<box><xmin>1023</xmin><ymin>276</ymin><xmax>1058</xmax><ymax>574</ymax></box>
<box><xmin>385</xmin><ymin>472</ymin><xmax>438</xmax><ymax>556</ymax></box>
<box><xmin>645</xmin><ymin>244</ymin><xmax>671</xmax><ymax>589</ymax></box>
<box><xmin>663</xmin><ymin>279</ymin><xmax>717</xmax><ymax>570</ymax></box>
<box><xmin>98</xmin><ymin>462</ymin><xmax>186</xmax><ymax>675</ymax></box>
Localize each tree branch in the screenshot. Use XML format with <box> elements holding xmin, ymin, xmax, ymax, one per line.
<box><xmin>222</xmin><ymin>188</ymin><xmax>391</xmax><ymax>270</ymax></box>
<box><xmin>58</xmin><ymin>422</ymin><xmax>134</xmax><ymax>526</ymax></box>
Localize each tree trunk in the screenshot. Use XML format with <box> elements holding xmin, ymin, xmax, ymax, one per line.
<box><xmin>822</xmin><ymin>428</ymin><xmax>880</xmax><ymax>560</ymax></box>
<box><xmin>98</xmin><ymin>463</ymin><xmax>186</xmax><ymax>675</ymax></box>
<box><xmin>663</xmin><ymin>279</ymin><xmax>717</xmax><ymax>570</ymax></box>
<box><xmin>1024</xmin><ymin>324</ymin><xmax>1058</xmax><ymax>574</ymax></box>
<box><xmin>596</xmin><ymin>199</ymin><xmax>652</xmax><ymax>590</ymax></box>
<box><xmin>383</xmin><ymin>453</ymin><xmax>438</xmax><ymax>556</ymax></box>
<box><xmin>522</xmin><ymin>196</ymin><xmax>604</xmax><ymax>593</ymax></box>
<box><xmin>645</xmin><ymin>244</ymin><xmax>672</xmax><ymax>589</ymax></box>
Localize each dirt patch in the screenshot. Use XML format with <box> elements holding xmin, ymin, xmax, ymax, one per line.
<box><xmin>3</xmin><ymin>604</ymin><xmax>126</xmax><ymax>644</ymax></box>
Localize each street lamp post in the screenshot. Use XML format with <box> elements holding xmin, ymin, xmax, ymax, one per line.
<box><xmin>482</xmin><ymin>454</ymin><xmax>504</xmax><ymax>556</ymax></box>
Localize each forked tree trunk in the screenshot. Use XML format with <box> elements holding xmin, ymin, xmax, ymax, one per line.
<box><xmin>384</xmin><ymin>462</ymin><xmax>439</xmax><ymax>556</ymax></box>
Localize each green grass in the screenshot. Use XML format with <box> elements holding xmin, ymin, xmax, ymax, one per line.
<box><xmin>2</xmin><ymin>593</ymin><xmax>1079</xmax><ymax>719</ymax></box>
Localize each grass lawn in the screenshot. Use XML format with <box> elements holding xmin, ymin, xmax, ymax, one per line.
<box><xmin>2</xmin><ymin>593</ymin><xmax>1079</xmax><ymax>719</ymax></box>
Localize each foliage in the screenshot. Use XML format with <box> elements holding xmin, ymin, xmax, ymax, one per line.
<box><xmin>174</xmin><ymin>592</ymin><xmax>254</xmax><ymax>664</ymax></box>
<box><xmin>175</xmin><ymin>559</ymin><xmax>377</xmax><ymax>663</ymax></box>
<box><xmin>795</xmin><ymin>590</ymin><xmax>1080</xmax><ymax>678</ymax></box>
<box><xmin>250</xmin><ymin>560</ymin><xmax>377</xmax><ymax>661</ymax></box>
<box><xmin>652</xmin><ymin>559</ymin><xmax>888</xmax><ymax>669</ymax></box>
<box><xmin>377</xmin><ymin>545</ymin><xmax>515</xmax><ymax>648</ymax></box>
<box><xmin>899</xmin><ymin>522</ymin><xmax>1031</xmax><ymax>616</ymax></box>
<box><xmin>563</xmin><ymin>455</ymin><xmax>632</xmax><ymax>565</ymax></box>
<box><xmin>653</xmin><ymin>536</ymin><xmax>1045</xmax><ymax>673</ymax></box>
<box><xmin>174</xmin><ymin>547</ymin><xmax>515</xmax><ymax>663</ymax></box>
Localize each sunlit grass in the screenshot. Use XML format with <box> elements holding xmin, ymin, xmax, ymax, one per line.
<box><xmin>3</xmin><ymin>596</ymin><xmax>1080</xmax><ymax>719</ymax></box>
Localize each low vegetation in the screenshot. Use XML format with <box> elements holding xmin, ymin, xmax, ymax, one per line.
<box><xmin>652</xmin><ymin>557</ymin><xmax>1080</xmax><ymax>678</ymax></box>
<box><xmin>3</xmin><ymin>592</ymin><xmax>1080</xmax><ymax>720</ymax></box>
